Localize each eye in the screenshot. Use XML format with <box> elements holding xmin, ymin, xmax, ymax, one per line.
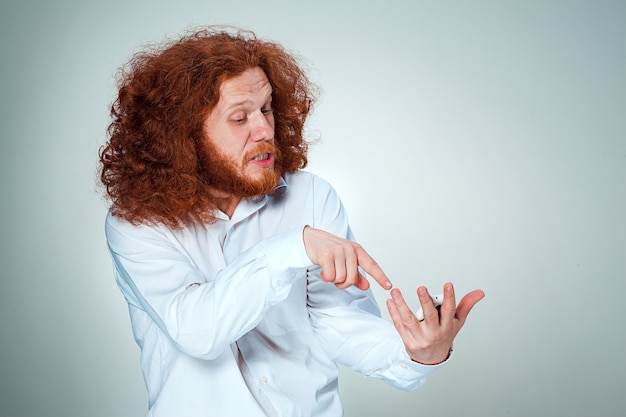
<box><xmin>231</xmin><ymin>112</ymin><xmax>247</xmax><ymax>124</ymax></box>
<box><xmin>261</xmin><ymin>97</ymin><xmax>273</xmax><ymax>115</ymax></box>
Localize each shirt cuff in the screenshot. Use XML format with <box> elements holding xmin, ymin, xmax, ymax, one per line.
<box><xmin>262</xmin><ymin>226</ymin><xmax>311</xmax><ymax>270</ymax></box>
<box><xmin>258</xmin><ymin>226</ymin><xmax>312</xmax><ymax>299</ymax></box>
<box><xmin>389</xmin><ymin>346</ymin><xmax>454</xmax><ymax>388</ymax></box>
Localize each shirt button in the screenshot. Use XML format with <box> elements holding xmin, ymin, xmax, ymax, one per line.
<box><xmin>400</xmin><ymin>363</ymin><xmax>408</xmax><ymax>369</ymax></box>
<box><xmin>260</xmin><ymin>376</ymin><xmax>268</xmax><ymax>384</ymax></box>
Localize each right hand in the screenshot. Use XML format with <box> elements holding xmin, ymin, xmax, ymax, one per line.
<box><xmin>302</xmin><ymin>226</ymin><xmax>392</xmax><ymax>291</ymax></box>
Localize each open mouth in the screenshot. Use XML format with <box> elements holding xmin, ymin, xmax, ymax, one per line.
<box><xmin>248</xmin><ymin>151</ymin><xmax>274</xmax><ymax>168</ymax></box>
<box><xmin>253</xmin><ymin>152</ymin><xmax>271</xmax><ymax>161</ymax></box>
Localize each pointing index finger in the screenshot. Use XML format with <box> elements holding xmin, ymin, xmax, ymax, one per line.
<box><xmin>356</xmin><ymin>246</ymin><xmax>392</xmax><ymax>290</ymax></box>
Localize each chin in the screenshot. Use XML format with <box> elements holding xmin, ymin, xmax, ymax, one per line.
<box><xmin>239</xmin><ymin>170</ymin><xmax>280</xmax><ymax>197</ymax></box>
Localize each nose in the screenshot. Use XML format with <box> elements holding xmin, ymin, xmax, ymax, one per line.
<box><xmin>250</xmin><ymin>111</ymin><xmax>274</xmax><ymax>142</ymax></box>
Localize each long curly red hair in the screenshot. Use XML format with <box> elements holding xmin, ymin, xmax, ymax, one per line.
<box><xmin>99</xmin><ymin>27</ymin><xmax>317</xmax><ymax>228</ymax></box>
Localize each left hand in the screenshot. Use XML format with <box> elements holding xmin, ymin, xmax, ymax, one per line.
<box><xmin>386</xmin><ymin>282</ymin><xmax>485</xmax><ymax>365</ymax></box>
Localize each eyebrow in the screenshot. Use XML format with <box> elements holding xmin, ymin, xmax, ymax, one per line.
<box><xmin>222</xmin><ymin>94</ymin><xmax>273</xmax><ymax>113</ymax></box>
<box><xmin>224</xmin><ymin>100</ymin><xmax>253</xmax><ymax>111</ymax></box>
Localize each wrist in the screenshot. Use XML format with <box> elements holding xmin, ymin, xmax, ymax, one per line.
<box><xmin>411</xmin><ymin>346</ymin><xmax>453</xmax><ymax>366</ymax></box>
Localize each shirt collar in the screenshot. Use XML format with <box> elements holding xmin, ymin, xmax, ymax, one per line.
<box><xmin>224</xmin><ymin>176</ymin><xmax>288</xmax><ymax>223</ymax></box>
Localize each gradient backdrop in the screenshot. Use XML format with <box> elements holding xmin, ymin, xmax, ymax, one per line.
<box><xmin>1</xmin><ymin>1</ymin><xmax>625</xmax><ymax>416</ymax></box>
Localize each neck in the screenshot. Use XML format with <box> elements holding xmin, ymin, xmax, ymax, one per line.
<box><xmin>216</xmin><ymin>196</ymin><xmax>241</xmax><ymax>218</ymax></box>
<box><xmin>215</xmin><ymin>194</ymin><xmax>242</xmax><ymax>218</ymax></box>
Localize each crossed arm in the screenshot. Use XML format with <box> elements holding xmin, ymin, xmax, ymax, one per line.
<box><xmin>302</xmin><ymin>226</ymin><xmax>485</xmax><ymax>365</ymax></box>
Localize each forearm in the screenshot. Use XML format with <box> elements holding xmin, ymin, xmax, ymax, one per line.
<box><xmin>109</xmin><ymin>223</ymin><xmax>311</xmax><ymax>359</ymax></box>
<box><xmin>308</xmin><ymin>292</ymin><xmax>446</xmax><ymax>391</ymax></box>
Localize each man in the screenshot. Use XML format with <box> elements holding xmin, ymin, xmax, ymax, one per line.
<box><xmin>99</xmin><ymin>26</ymin><xmax>484</xmax><ymax>416</ymax></box>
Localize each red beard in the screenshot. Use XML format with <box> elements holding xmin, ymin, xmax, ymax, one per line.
<box><xmin>199</xmin><ymin>140</ymin><xmax>282</xmax><ymax>198</ymax></box>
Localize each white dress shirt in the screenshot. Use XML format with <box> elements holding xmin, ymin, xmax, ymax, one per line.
<box><xmin>105</xmin><ymin>170</ymin><xmax>446</xmax><ymax>417</ymax></box>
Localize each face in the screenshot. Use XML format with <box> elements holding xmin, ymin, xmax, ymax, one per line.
<box><xmin>201</xmin><ymin>67</ymin><xmax>280</xmax><ymax>197</ymax></box>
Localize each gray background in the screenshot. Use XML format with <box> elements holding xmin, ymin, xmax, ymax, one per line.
<box><xmin>1</xmin><ymin>0</ymin><xmax>625</xmax><ymax>416</ymax></box>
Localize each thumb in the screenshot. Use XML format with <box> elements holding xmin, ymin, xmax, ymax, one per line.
<box><xmin>455</xmin><ymin>290</ymin><xmax>485</xmax><ymax>323</ymax></box>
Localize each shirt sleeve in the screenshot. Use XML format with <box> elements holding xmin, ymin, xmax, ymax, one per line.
<box><xmin>305</xmin><ymin>177</ymin><xmax>449</xmax><ymax>390</ymax></box>
<box><xmin>105</xmin><ymin>213</ymin><xmax>311</xmax><ymax>360</ymax></box>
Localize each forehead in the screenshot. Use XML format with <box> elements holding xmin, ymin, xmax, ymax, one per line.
<box><xmin>218</xmin><ymin>67</ymin><xmax>272</xmax><ymax>104</ymax></box>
